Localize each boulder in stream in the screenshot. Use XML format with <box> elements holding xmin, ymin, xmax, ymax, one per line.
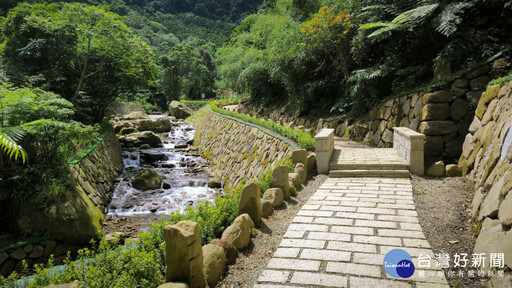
<box><xmin>132</xmin><ymin>168</ymin><xmax>162</xmax><ymax>190</ymax></box>
<box><xmin>169</xmin><ymin>101</ymin><xmax>194</xmax><ymax>119</ymax></box>
<box><xmin>120</xmin><ymin>131</ymin><xmax>162</xmax><ymax>148</ymax></box>
<box><xmin>141</xmin><ymin>151</ymin><xmax>167</xmax><ymax>164</ymax></box>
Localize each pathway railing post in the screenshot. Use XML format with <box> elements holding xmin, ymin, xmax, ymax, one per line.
<box><xmin>315</xmin><ymin>129</ymin><xmax>334</xmax><ymax>174</ymax></box>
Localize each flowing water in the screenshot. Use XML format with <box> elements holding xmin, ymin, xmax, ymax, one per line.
<box><xmin>104</xmin><ymin>115</ymin><xmax>221</xmax><ymax>236</ymax></box>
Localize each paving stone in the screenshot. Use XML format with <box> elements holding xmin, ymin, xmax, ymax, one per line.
<box><xmin>279</xmin><ymin>239</ymin><xmax>325</xmax><ymax>249</ymax></box>
<box><xmin>330</xmin><ymin>226</ymin><xmax>374</xmax><ymax>235</ymax></box>
<box><xmin>403</xmin><ymin>238</ymin><xmax>431</xmax><ymax>248</ymax></box>
<box><xmin>307</xmin><ymin>232</ymin><xmax>351</xmax><ymax>242</ymax></box>
<box><xmin>292</xmin><ymin>216</ymin><xmax>314</xmax><ymax>223</ymax></box>
<box><xmin>377</xmin><ymin>215</ymin><xmax>419</xmax><ymax>223</ymax></box>
<box><xmin>300</xmin><ymin>249</ymin><xmax>351</xmax><ymax>262</ymax></box>
<box><xmin>353</xmin><ymin>235</ymin><xmax>402</xmax><ymax>246</ymax></box>
<box><xmin>355</xmin><ymin>220</ymin><xmax>397</xmax><ymax>228</ymax></box>
<box><xmin>378</xmin><ymin>229</ymin><xmax>425</xmax><ymax>238</ymax></box>
<box><xmin>258</xmin><ymin>270</ymin><xmax>290</xmax><ymax>283</ymax></box>
<box><xmin>353</xmin><ymin>252</ymin><xmax>385</xmax><ymax>265</ymax></box>
<box><xmin>297</xmin><ymin>210</ymin><xmax>333</xmax><ymax>217</ymax></box>
<box><xmin>398</xmin><ymin>210</ymin><xmax>418</xmax><ymax>216</ymax></box>
<box><xmin>287</xmin><ymin>223</ymin><xmax>328</xmax><ymax>232</ymax></box>
<box><xmin>357</xmin><ymin>207</ymin><xmax>397</xmax><ymax>215</ymax></box>
<box><xmin>256</xmin><ymin>162</ymin><xmax>447</xmax><ymax>287</ymax></box>
<box><xmin>335</xmin><ymin>212</ymin><xmax>375</xmax><ymax>220</ymax></box>
<box><xmin>283</xmin><ymin>230</ymin><xmax>305</xmax><ymax>238</ymax></box>
<box><xmin>399</xmin><ymin>222</ymin><xmax>423</xmax><ymax>230</ymax></box>
<box><xmin>326</xmin><ymin>262</ymin><xmax>381</xmax><ymax>277</ymax></box>
<box><xmin>377</xmin><ymin>203</ymin><xmax>416</xmax><ymax>210</ymax></box>
<box><xmin>267</xmin><ymin>258</ymin><xmax>320</xmax><ymax>271</ymax></box>
<box><xmin>290</xmin><ymin>272</ymin><xmax>348</xmax><ymax>287</ymax></box>
<box><xmin>313</xmin><ymin>217</ymin><xmax>353</xmax><ymax>226</ymax></box>
<box><xmin>273</xmin><ymin>248</ymin><xmax>300</xmax><ymax>258</ymax></box>
<box><xmin>319</xmin><ymin>205</ymin><xmax>358</xmax><ymax>212</ymax></box>
<box><xmin>327</xmin><ymin>241</ymin><xmax>377</xmax><ymax>253</ymax></box>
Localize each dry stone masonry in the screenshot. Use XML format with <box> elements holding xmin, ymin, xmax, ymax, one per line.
<box><xmin>238</xmin><ymin>60</ymin><xmax>509</xmax><ymax>173</ymax></box>
<box><xmin>458</xmin><ymin>81</ymin><xmax>512</xmax><ymax>271</ymax></box>
<box><xmin>194</xmin><ymin>109</ymin><xmax>293</xmax><ymax>190</ymax></box>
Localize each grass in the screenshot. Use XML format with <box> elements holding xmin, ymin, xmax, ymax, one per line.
<box><xmin>197</xmin><ymin>102</ymin><xmax>315</xmax><ymax>150</ymax></box>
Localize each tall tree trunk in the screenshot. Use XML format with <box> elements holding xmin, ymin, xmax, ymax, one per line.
<box><xmin>74</xmin><ymin>38</ymin><xmax>91</xmax><ymax>100</ymax></box>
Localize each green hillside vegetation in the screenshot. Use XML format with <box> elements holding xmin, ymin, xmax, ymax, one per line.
<box><xmin>217</xmin><ymin>0</ymin><xmax>511</xmax><ymax>113</ymax></box>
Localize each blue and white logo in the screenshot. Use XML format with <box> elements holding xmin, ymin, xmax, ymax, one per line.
<box><xmin>383</xmin><ymin>249</ymin><xmax>415</xmax><ymax>278</ymax></box>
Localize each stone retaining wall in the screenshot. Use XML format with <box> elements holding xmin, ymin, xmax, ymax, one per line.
<box><xmin>239</xmin><ymin>59</ymin><xmax>510</xmax><ymax>170</ymax></box>
<box><xmin>70</xmin><ymin>129</ymin><xmax>124</xmax><ymax>212</ymax></box>
<box><xmin>458</xmin><ymin>82</ymin><xmax>512</xmax><ymax>269</ymax></box>
<box><xmin>194</xmin><ymin>109</ymin><xmax>293</xmax><ymax>190</ymax></box>
<box><xmin>5</xmin><ymin>130</ymin><xmax>124</xmax><ymax>276</ymax></box>
<box><xmin>0</xmin><ymin>240</ymin><xmax>82</xmax><ymax>277</ymax></box>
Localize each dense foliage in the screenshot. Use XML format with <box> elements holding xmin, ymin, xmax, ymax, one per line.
<box><xmin>217</xmin><ymin>0</ymin><xmax>512</xmax><ymax>113</ymax></box>
<box><xmin>0</xmin><ymin>85</ymin><xmax>100</xmax><ymax>235</ymax></box>
<box><xmin>0</xmin><ymin>168</ymin><xmax>275</xmax><ymax>287</ymax></box>
<box><xmin>1</xmin><ymin>2</ymin><xmax>158</xmax><ymax>122</ymax></box>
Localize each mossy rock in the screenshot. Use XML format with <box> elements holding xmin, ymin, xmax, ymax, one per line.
<box><xmin>18</xmin><ymin>188</ymin><xmax>103</xmax><ymax>244</ymax></box>
<box><xmin>132</xmin><ymin>168</ymin><xmax>162</xmax><ymax>190</ymax></box>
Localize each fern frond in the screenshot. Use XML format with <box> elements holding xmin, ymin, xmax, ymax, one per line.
<box><xmin>0</xmin><ymin>130</ymin><xmax>28</xmax><ymax>163</ymax></box>
<box><xmin>392</xmin><ymin>4</ymin><xmax>439</xmax><ymax>25</ymax></box>
<box><xmin>361</xmin><ymin>5</ymin><xmax>400</xmax><ymax>16</ymax></box>
<box><xmin>435</xmin><ymin>2</ymin><xmax>474</xmax><ymax>37</ymax></box>
<box><xmin>360</xmin><ymin>22</ymin><xmax>391</xmax><ymax>30</ymax></box>
<box><xmin>365</xmin><ymin>23</ymin><xmax>400</xmax><ymax>42</ymax></box>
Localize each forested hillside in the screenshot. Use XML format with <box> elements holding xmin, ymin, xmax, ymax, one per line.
<box><xmin>217</xmin><ymin>0</ymin><xmax>512</xmax><ymax>113</ymax></box>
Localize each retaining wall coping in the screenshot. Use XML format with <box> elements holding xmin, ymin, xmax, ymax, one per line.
<box><xmin>315</xmin><ymin>129</ymin><xmax>334</xmax><ymax>140</ymax></box>
<box><xmin>393</xmin><ymin>127</ymin><xmax>425</xmax><ymax>139</ymax></box>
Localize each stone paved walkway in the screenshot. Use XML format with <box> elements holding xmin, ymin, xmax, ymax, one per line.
<box><xmin>255</xmin><ymin>177</ymin><xmax>450</xmax><ymax>288</ymax></box>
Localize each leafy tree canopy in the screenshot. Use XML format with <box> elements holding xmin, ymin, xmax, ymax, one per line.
<box><xmin>1</xmin><ymin>2</ymin><xmax>158</xmax><ymax>122</ymax></box>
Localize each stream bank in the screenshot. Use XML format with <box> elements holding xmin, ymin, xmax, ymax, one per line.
<box><xmin>103</xmin><ymin>114</ymin><xmax>222</xmax><ymax>239</ymax></box>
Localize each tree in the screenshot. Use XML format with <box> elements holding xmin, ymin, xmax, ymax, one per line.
<box><xmin>300</xmin><ymin>6</ymin><xmax>355</xmax><ymax>79</ymax></box>
<box><xmin>1</xmin><ymin>2</ymin><xmax>158</xmax><ymax>122</ymax></box>
<box><xmin>160</xmin><ymin>44</ymin><xmax>216</xmax><ymax>102</ymax></box>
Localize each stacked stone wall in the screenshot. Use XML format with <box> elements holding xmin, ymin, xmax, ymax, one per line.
<box><xmin>2</xmin><ymin>130</ymin><xmax>124</xmax><ymax>276</ymax></box>
<box><xmin>194</xmin><ymin>109</ymin><xmax>293</xmax><ymax>190</ymax></box>
<box><xmin>458</xmin><ymin>82</ymin><xmax>512</xmax><ymax>269</ymax></box>
<box><xmin>70</xmin><ymin>129</ymin><xmax>124</xmax><ymax>212</ymax></box>
<box><xmin>0</xmin><ymin>240</ymin><xmax>82</xmax><ymax>277</ymax></box>
<box><xmin>239</xmin><ymin>59</ymin><xmax>509</xmax><ymax>169</ymax></box>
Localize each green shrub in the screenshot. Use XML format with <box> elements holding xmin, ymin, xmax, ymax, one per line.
<box><xmin>207</xmin><ymin>102</ymin><xmax>315</xmax><ymax>150</ymax></box>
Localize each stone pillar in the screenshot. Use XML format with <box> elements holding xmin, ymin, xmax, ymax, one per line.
<box><xmin>315</xmin><ymin>129</ymin><xmax>334</xmax><ymax>174</ymax></box>
<box><xmin>292</xmin><ymin>149</ymin><xmax>307</xmax><ymax>166</ymax></box>
<box><xmin>393</xmin><ymin>127</ymin><xmax>425</xmax><ymax>175</ymax></box>
<box><xmin>164</xmin><ymin>221</ymin><xmax>205</xmax><ymax>288</ymax></box>
<box><xmin>271</xmin><ymin>166</ymin><xmax>290</xmax><ymax>200</ymax></box>
<box><xmin>238</xmin><ymin>182</ymin><xmax>261</xmax><ymax>227</ymax></box>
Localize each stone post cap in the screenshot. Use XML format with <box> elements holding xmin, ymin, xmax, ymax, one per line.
<box><xmin>393</xmin><ymin>127</ymin><xmax>425</xmax><ymax>139</ymax></box>
<box><xmin>164</xmin><ymin>220</ymin><xmax>199</xmax><ymax>238</ymax></box>
<box><xmin>315</xmin><ymin>129</ymin><xmax>334</xmax><ymax>140</ymax></box>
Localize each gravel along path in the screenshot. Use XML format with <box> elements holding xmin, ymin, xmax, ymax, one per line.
<box><xmin>217</xmin><ymin>174</ymin><xmax>328</xmax><ymax>288</ymax></box>
<box><xmin>412</xmin><ymin>175</ymin><xmax>484</xmax><ymax>288</ymax></box>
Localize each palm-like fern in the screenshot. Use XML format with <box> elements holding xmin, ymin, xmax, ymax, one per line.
<box><xmin>361</xmin><ymin>4</ymin><xmax>439</xmax><ymax>42</ymax></box>
<box><xmin>0</xmin><ymin>127</ymin><xmax>28</xmax><ymax>163</ymax></box>
<box><xmin>361</xmin><ymin>1</ymin><xmax>475</xmax><ymax>42</ymax></box>
<box><xmin>435</xmin><ymin>2</ymin><xmax>474</xmax><ymax>36</ymax></box>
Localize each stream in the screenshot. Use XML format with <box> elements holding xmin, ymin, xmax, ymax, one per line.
<box><xmin>103</xmin><ymin>115</ymin><xmax>221</xmax><ymax>238</ymax></box>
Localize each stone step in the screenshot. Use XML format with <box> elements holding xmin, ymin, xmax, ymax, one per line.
<box><xmin>329</xmin><ymin>169</ymin><xmax>410</xmax><ymax>178</ymax></box>
<box><xmin>329</xmin><ymin>162</ymin><xmax>409</xmax><ymax>171</ymax></box>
